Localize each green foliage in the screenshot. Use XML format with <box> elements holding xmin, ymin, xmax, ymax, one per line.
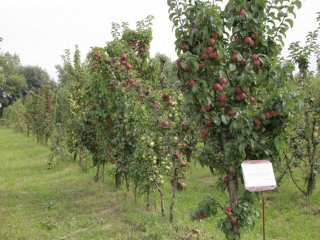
<box><xmin>51</xmin><ymin>46</ymin><xmax>89</xmax><ymax>168</ymax></box>
<box><xmin>0</xmin><ymin>52</ymin><xmax>27</xmax><ymax>116</ymax></box>
<box><xmin>288</xmin><ymin>12</ymin><xmax>320</xmax><ymax>78</ymax></box>
<box><xmin>24</xmin><ymin>85</ymin><xmax>54</xmax><ymax>144</ymax></box>
<box><xmin>282</xmin><ymin>14</ymin><xmax>320</xmax><ymax>196</ymax></box>
<box><xmin>2</xmin><ymin>99</ymin><xmax>27</xmax><ymax>132</ymax></box>
<box><xmin>18</xmin><ymin>65</ymin><xmax>53</xmax><ymax>93</ymax></box>
<box><xmin>168</xmin><ymin>0</ymin><xmax>300</xmax><ymax>238</ymax></box>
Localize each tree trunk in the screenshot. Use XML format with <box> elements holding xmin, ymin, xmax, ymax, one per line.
<box><xmin>170</xmin><ymin>167</ymin><xmax>178</xmax><ymax>223</ymax></box>
<box><xmin>94</xmin><ymin>164</ymin><xmax>100</xmax><ymax>182</ymax></box>
<box><xmin>102</xmin><ymin>162</ymin><xmax>105</xmax><ymax>182</ymax></box>
<box><xmin>155</xmin><ymin>183</ymin><xmax>165</xmax><ymax>217</ymax></box>
<box><xmin>228</xmin><ymin>173</ymin><xmax>239</xmax><ymax>235</ymax></box>
<box><xmin>146</xmin><ymin>186</ymin><xmax>151</xmax><ymax>211</ymax></box>
<box><xmin>73</xmin><ymin>152</ymin><xmax>77</xmax><ymax>162</ymax></box>
<box><xmin>306</xmin><ymin>167</ymin><xmax>316</xmax><ymax>195</ymax></box>
<box><xmin>125</xmin><ymin>173</ymin><xmax>130</xmax><ymax>191</ymax></box>
<box><xmin>115</xmin><ymin>169</ymin><xmax>122</xmax><ymax>188</ymax></box>
<box><xmin>186</xmin><ymin>150</ymin><xmax>192</xmax><ymax>163</ymax></box>
<box><xmin>134</xmin><ymin>184</ymin><xmax>138</xmax><ymax>203</ymax></box>
<box><xmin>220</xmin><ymin>131</ymin><xmax>240</xmax><ymax>236</ymax></box>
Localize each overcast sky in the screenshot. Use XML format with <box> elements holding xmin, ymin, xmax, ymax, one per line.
<box><xmin>0</xmin><ymin>0</ymin><xmax>319</xmax><ymax>81</ymax></box>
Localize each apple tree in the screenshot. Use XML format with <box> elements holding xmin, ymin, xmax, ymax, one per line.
<box><xmin>48</xmin><ymin>47</ymin><xmax>90</xmax><ymax>170</ymax></box>
<box><xmin>284</xmin><ymin>14</ymin><xmax>320</xmax><ymax>196</ymax></box>
<box><xmin>168</xmin><ymin>0</ymin><xmax>301</xmax><ymax>238</ymax></box>
<box><xmin>85</xmin><ymin>16</ymin><xmax>160</xmax><ymax>187</ymax></box>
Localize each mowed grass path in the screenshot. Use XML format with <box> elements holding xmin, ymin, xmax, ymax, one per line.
<box><xmin>0</xmin><ymin>126</ymin><xmax>320</xmax><ymax>240</ymax></box>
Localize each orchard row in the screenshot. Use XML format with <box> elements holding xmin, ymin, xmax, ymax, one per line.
<box><xmin>2</xmin><ymin>1</ymin><xmax>320</xmax><ymax>239</ymax></box>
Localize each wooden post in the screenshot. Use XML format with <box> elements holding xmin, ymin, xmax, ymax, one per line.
<box><xmin>262</xmin><ymin>191</ymin><xmax>266</xmax><ymax>240</ymax></box>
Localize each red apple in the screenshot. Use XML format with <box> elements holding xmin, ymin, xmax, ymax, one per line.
<box><xmin>240</xmin><ymin>58</ymin><xmax>247</xmax><ymax>65</ymax></box>
<box><xmin>209</xmin><ymin>52</ymin><xmax>215</xmax><ymax>59</ymax></box>
<box><xmin>167</xmin><ymin>99</ymin><xmax>174</xmax><ymax>106</ymax></box>
<box><xmin>244</xmin><ymin>37</ymin><xmax>252</xmax><ymax>44</ymax></box>
<box><xmin>239</xmin><ymin>9</ymin><xmax>246</xmax><ymax>16</ymax></box>
<box><xmin>207</xmin><ymin>47</ymin><xmax>214</xmax><ymax>54</ymax></box>
<box><xmin>176</xmin><ymin>61</ymin><xmax>182</xmax><ymax>69</ymax></box>
<box><xmin>254</xmin><ymin>118</ymin><xmax>262</xmax><ymax>126</ymax></box>
<box><xmin>218</xmin><ymin>101</ymin><xmax>226</xmax><ymax>108</ymax></box>
<box><xmin>265</xmin><ymin>112</ymin><xmax>272</xmax><ymax>119</ymax></box>
<box><xmin>93</xmin><ymin>52</ymin><xmax>101</xmax><ymax>61</ymax></box>
<box><xmin>230</xmin><ymin>219</ymin><xmax>237</xmax><ymax>225</ymax></box>
<box><xmin>226</xmin><ymin>207</ymin><xmax>232</xmax><ymax>213</ymax></box>
<box><xmin>212</xmin><ymin>32</ymin><xmax>219</xmax><ymax>39</ymax></box>
<box><xmin>227</xmin><ymin>109</ymin><xmax>236</xmax><ymax>117</ymax></box>
<box><xmin>210</xmin><ymin>51</ymin><xmax>219</xmax><ymax>60</ymax></box>
<box><xmin>129</xmin><ymin>78</ymin><xmax>135</xmax><ymax>86</ymax></box>
<box><xmin>223</xmin><ymin>176</ymin><xmax>229</xmax><ymax>184</ymax></box>
<box><xmin>199</xmin><ymin>62</ymin><xmax>206</xmax><ymax>69</ymax></box>
<box><xmin>219</xmin><ymin>77</ymin><xmax>228</xmax><ymax>85</ymax></box>
<box><xmin>253</xmin><ymin>59</ymin><xmax>260</xmax><ymax>69</ymax></box>
<box><xmin>181</xmin><ymin>42</ymin><xmax>188</xmax><ymax>52</ymax></box>
<box><xmin>201</xmin><ymin>128</ymin><xmax>208</xmax><ymax>138</ymax></box>
<box><xmin>219</xmin><ymin>95</ymin><xmax>227</xmax><ymax>102</ymax></box>
<box><xmin>201</xmin><ymin>53</ymin><xmax>209</xmax><ymax>60</ymax></box>
<box><xmin>121</xmin><ymin>60</ymin><xmax>127</xmax><ymax>65</ymax></box>
<box><xmin>204</xmin><ymin>120</ymin><xmax>212</xmax><ymax>127</ymax></box>
<box><xmin>214</xmin><ymin>83</ymin><xmax>223</xmax><ymax>92</ymax></box>
<box><xmin>235</xmin><ymin>87</ymin><xmax>242</xmax><ymax>95</ymax></box>
<box><xmin>183</xmin><ymin>64</ymin><xmax>190</xmax><ymax>72</ymax></box>
<box><xmin>200</xmin><ymin>107</ymin><xmax>207</xmax><ymax>113</ymax></box>
<box><xmin>162</xmin><ymin>120</ymin><xmax>169</xmax><ymax>127</ymax></box>
<box><xmin>179</xmin><ymin>161</ymin><xmax>188</xmax><ymax>167</ymax></box>
<box><xmin>239</xmin><ymin>92</ymin><xmax>246</xmax><ymax>100</ymax></box>
<box><xmin>231</xmin><ymin>52</ymin><xmax>239</xmax><ymax>62</ymax></box>
<box><xmin>126</xmin><ymin>63</ymin><xmax>132</xmax><ymax>70</ymax></box>
<box><xmin>174</xmin><ymin>151</ymin><xmax>181</xmax><ymax>159</ymax></box>
<box><xmin>249</xmin><ymin>96</ymin><xmax>256</xmax><ymax>103</ymax></box>
<box><xmin>162</xmin><ymin>92</ymin><xmax>169</xmax><ymax>100</ymax></box>
<box><xmin>187</xmin><ymin>79</ymin><xmax>195</xmax><ymax>88</ymax></box>
<box><xmin>209</xmin><ymin>37</ymin><xmax>216</xmax><ymax>46</ymax></box>
<box><xmin>251</xmin><ymin>54</ymin><xmax>259</xmax><ymax>61</ymax></box>
<box><xmin>121</xmin><ymin>53</ymin><xmax>127</xmax><ymax>60</ymax></box>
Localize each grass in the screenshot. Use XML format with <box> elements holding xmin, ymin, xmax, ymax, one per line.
<box><xmin>0</xmin><ymin>126</ymin><xmax>320</xmax><ymax>240</ymax></box>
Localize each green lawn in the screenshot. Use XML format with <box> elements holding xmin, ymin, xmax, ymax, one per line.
<box><xmin>0</xmin><ymin>126</ymin><xmax>320</xmax><ymax>240</ymax></box>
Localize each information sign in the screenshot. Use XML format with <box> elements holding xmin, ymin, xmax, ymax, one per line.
<box><xmin>241</xmin><ymin>160</ymin><xmax>277</xmax><ymax>192</ymax></box>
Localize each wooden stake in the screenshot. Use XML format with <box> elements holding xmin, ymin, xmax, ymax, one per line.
<box><xmin>262</xmin><ymin>191</ymin><xmax>266</xmax><ymax>240</ymax></box>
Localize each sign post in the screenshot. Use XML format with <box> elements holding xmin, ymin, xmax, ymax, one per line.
<box><xmin>262</xmin><ymin>191</ymin><xmax>266</xmax><ymax>240</ymax></box>
<box><xmin>241</xmin><ymin>160</ymin><xmax>277</xmax><ymax>240</ymax></box>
